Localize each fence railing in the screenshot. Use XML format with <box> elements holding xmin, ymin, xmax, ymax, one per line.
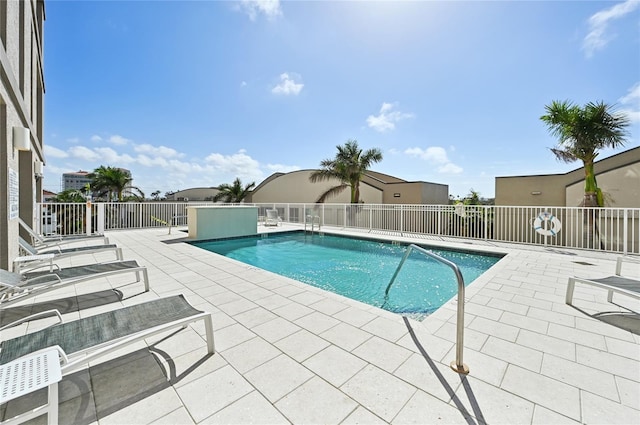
<box><xmin>36</xmin><ymin>202</ymin><xmax>640</xmax><ymax>255</ymax></box>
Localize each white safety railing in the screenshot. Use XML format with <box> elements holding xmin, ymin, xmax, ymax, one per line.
<box><xmin>36</xmin><ymin>202</ymin><xmax>640</xmax><ymax>254</ymax></box>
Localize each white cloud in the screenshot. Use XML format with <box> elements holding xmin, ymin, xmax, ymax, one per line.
<box><xmin>241</xmin><ymin>81</ymin><xmax>247</xmax><ymax>87</ymax></box>
<box><xmin>134</xmin><ymin>143</ymin><xmax>183</xmax><ymax>158</ymax></box>
<box><xmin>266</xmin><ymin>163</ymin><xmax>300</xmax><ymax>173</ymax></box>
<box><xmin>67</xmin><ymin>137</ymin><xmax>80</xmax><ymax>144</ymax></box>
<box><xmin>404</xmin><ymin>146</ymin><xmax>463</xmax><ymax>174</ymax></box>
<box><xmin>618</xmin><ymin>82</ymin><xmax>640</xmax><ymax>123</ymax></box>
<box><xmin>204</xmin><ymin>149</ymin><xmax>263</xmax><ymax>182</ymax></box>
<box><xmin>95</xmin><ymin>147</ymin><xmax>135</xmax><ymax>164</ymax></box>
<box><xmin>90</xmin><ymin>135</ymin><xmax>103</xmax><ymax>142</ymax></box>
<box><xmin>238</xmin><ymin>0</ymin><xmax>282</xmax><ymax>21</ymax></box>
<box><xmin>582</xmin><ymin>0</ymin><xmax>639</xmax><ymax>58</ymax></box>
<box><xmin>44</xmin><ymin>145</ymin><xmax>69</xmax><ymax>158</ymax></box>
<box><xmin>271</xmin><ymin>73</ymin><xmax>304</xmax><ymax>96</ymax></box>
<box><xmin>108</xmin><ymin>135</ymin><xmax>130</xmax><ymax>145</ymax></box>
<box><xmin>366</xmin><ymin>102</ymin><xmax>414</xmax><ymax>132</ymax></box>
<box><xmin>69</xmin><ymin>146</ymin><xmax>100</xmax><ymax>161</ymax></box>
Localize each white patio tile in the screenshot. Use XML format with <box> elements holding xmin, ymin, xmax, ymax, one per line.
<box><xmin>576</xmin><ymin>345</ymin><xmax>640</xmax><ymax>381</ymax></box>
<box><xmin>294</xmin><ymin>311</ymin><xmax>340</xmax><ymax>334</ymax></box>
<box><xmin>234</xmin><ymin>306</ymin><xmax>279</xmax><ymax>328</ymax></box>
<box><xmin>605</xmin><ymin>335</ymin><xmax>640</xmax><ymax>360</ymax></box>
<box><xmin>500</xmin><ymin>311</ymin><xmax>549</xmax><ymax>333</ymax></box>
<box><xmin>468</xmin><ymin>315</ymin><xmax>519</xmax><ymax>342</ymax></box>
<box><xmin>275</xmin><ymin>329</ymin><xmax>331</xmax><ymax>362</ymax></box>
<box><xmin>434</xmin><ymin>321</ymin><xmax>488</xmax><ymax>351</ymax></box>
<box><xmin>615</xmin><ymin>375</ymin><xmax>640</xmax><ymax>410</ymax></box>
<box><xmin>516</xmin><ymin>329</ymin><xmax>576</xmax><ymax>361</ymax></box>
<box><xmin>341</xmin><ymin>364</ymin><xmax>416</xmax><ymax>422</ymax></box>
<box><xmin>275</xmin><ymin>376</ymin><xmax>357</xmax><ymax>424</ymax></box>
<box><xmin>176</xmin><ymin>365</ymin><xmax>254</xmax><ymax>423</ymax></box>
<box><xmin>481</xmin><ymin>336</ymin><xmax>543</xmax><ymax>372</ymax></box>
<box><xmin>543</xmin><ymin>353</ymin><xmax>620</xmax><ymax>400</ymax></box>
<box><xmin>581</xmin><ymin>391</ymin><xmax>640</xmax><ymax>425</ymax></box>
<box><xmin>332</xmin><ymin>306</ymin><xmax>377</xmax><ymax>327</ymax></box>
<box><xmin>361</xmin><ymin>316</ymin><xmax>408</xmax><ymax>343</ymax></box>
<box><xmin>251</xmin><ymin>316</ymin><xmax>302</xmax><ymax>343</ymax></box>
<box><xmin>501</xmin><ymin>365</ymin><xmax>581</xmax><ymax>421</ymax></box>
<box><xmin>391</xmin><ymin>390</ymin><xmax>470</xmax><ymax>424</ymax></box>
<box><xmin>319</xmin><ymin>322</ymin><xmax>372</xmax><ymax>351</ymax></box>
<box><xmin>531</xmin><ymin>405</ymin><xmax>581</xmax><ymax>425</ymax></box>
<box><xmin>203</xmin><ymin>391</ymin><xmax>290</xmax><ymax>424</ymax></box>
<box><xmin>214</xmin><ymin>323</ymin><xmax>257</xmax><ymax>351</ymax></box>
<box><xmin>547</xmin><ymin>322</ymin><xmax>607</xmax><ymax>350</ymax></box>
<box><xmin>152</xmin><ymin>407</ymin><xmax>196</xmax><ymax>424</ymax></box>
<box><xmin>450</xmin><ymin>376</ymin><xmax>535</xmax><ymax>425</ymax></box>
<box><xmin>222</xmin><ymin>336</ymin><xmax>282</xmax><ymax>373</ymax></box>
<box><xmin>288</xmin><ymin>291</ymin><xmax>327</xmax><ymax>306</ymax></box>
<box><xmin>393</xmin><ymin>353</ymin><xmax>462</xmax><ymax>403</ymax></box>
<box><xmin>351</xmin><ymin>336</ymin><xmax>412</xmax><ymax>373</ymax></box>
<box><xmin>244</xmin><ymin>354</ymin><xmax>314</xmax><ymax>402</ymax></box>
<box><xmin>341</xmin><ymin>406</ymin><xmax>387</xmax><ymax>424</ymax></box>
<box><xmin>98</xmin><ymin>386</ymin><xmax>184</xmax><ymax>425</ymax></box>
<box><xmin>156</xmin><ymin>347</ymin><xmax>227</xmax><ymax>389</ymax></box>
<box><xmin>272</xmin><ymin>302</ymin><xmax>315</xmax><ymax>321</ymax></box>
<box><xmin>303</xmin><ymin>345</ymin><xmax>367</xmax><ymax>387</ymax></box>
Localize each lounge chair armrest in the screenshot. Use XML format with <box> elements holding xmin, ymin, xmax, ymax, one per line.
<box><xmin>13</xmin><ymin>345</ymin><xmax>69</xmax><ymax>366</ymax></box>
<box><xmin>0</xmin><ymin>309</ymin><xmax>64</xmax><ymax>331</ymax></box>
<box><xmin>21</xmin><ymin>273</ymin><xmax>62</xmax><ymax>286</ymax></box>
<box><xmin>616</xmin><ymin>255</ymin><xmax>640</xmax><ymax>276</ymax></box>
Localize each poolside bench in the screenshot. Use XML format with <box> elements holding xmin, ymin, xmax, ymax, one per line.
<box><xmin>566</xmin><ymin>255</ymin><xmax>640</xmax><ymax>305</ymax></box>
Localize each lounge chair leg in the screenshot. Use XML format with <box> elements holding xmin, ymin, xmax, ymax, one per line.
<box><xmin>204</xmin><ymin>314</ymin><xmax>215</xmax><ymax>354</ymax></box>
<box><xmin>48</xmin><ymin>382</ymin><xmax>58</xmax><ymax>425</ymax></box>
<box><xmin>607</xmin><ymin>290</ymin><xmax>614</xmax><ymax>303</ymax></box>
<box><xmin>565</xmin><ymin>278</ymin><xmax>575</xmax><ymax>305</ymax></box>
<box><xmin>142</xmin><ymin>269</ymin><xmax>150</xmax><ymax>292</ymax></box>
<box><xmin>116</xmin><ymin>248</ymin><xmax>123</xmax><ymax>260</ymax></box>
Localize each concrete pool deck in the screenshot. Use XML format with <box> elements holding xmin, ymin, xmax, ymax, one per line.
<box><xmin>1</xmin><ymin>225</ymin><xmax>638</xmax><ymax>424</ymax></box>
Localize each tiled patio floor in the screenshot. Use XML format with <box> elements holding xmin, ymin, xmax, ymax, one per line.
<box><xmin>1</xmin><ymin>225</ymin><xmax>639</xmax><ymax>424</ymax></box>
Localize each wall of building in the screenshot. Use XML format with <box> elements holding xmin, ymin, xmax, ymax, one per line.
<box><xmin>1</xmin><ymin>0</ymin><xmax>45</xmax><ymax>270</ymax></box>
<box><xmin>166</xmin><ymin>187</ymin><xmax>220</xmax><ymax>201</ymax></box>
<box><xmin>495</xmin><ymin>147</ymin><xmax>640</xmax><ymax>208</ymax></box>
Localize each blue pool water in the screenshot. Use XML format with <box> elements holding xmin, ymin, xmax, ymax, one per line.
<box><xmin>191</xmin><ymin>232</ymin><xmax>502</xmax><ymax>316</ymax></box>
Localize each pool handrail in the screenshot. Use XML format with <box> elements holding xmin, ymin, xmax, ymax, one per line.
<box><xmin>385</xmin><ymin>243</ymin><xmax>469</xmax><ymax>374</ymax></box>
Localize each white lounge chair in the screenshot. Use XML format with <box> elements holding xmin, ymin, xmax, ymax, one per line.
<box><xmin>265</xmin><ymin>209</ymin><xmax>282</xmax><ymax>226</ymax></box>
<box><xmin>566</xmin><ymin>255</ymin><xmax>640</xmax><ymax>305</ymax></box>
<box><xmin>0</xmin><ymin>294</ymin><xmax>215</xmax><ymax>375</ymax></box>
<box><xmin>19</xmin><ymin>217</ymin><xmax>109</xmax><ymax>248</ymax></box>
<box><xmin>18</xmin><ymin>237</ymin><xmax>123</xmax><ymax>267</ymax></box>
<box><xmin>1</xmin><ymin>260</ymin><xmax>149</xmax><ymax>307</ymax></box>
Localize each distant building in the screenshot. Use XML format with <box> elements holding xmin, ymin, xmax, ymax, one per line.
<box><xmin>42</xmin><ymin>190</ymin><xmax>57</xmax><ymax>202</ymax></box>
<box><xmin>495</xmin><ymin>146</ymin><xmax>640</xmax><ymax>208</ymax></box>
<box><xmin>165</xmin><ymin>187</ymin><xmax>220</xmax><ymax>201</ymax></box>
<box><xmin>62</xmin><ymin>170</ymin><xmax>91</xmax><ymax>191</ymax></box>
<box><xmin>247</xmin><ymin>170</ymin><xmax>449</xmax><ymax>205</ymax></box>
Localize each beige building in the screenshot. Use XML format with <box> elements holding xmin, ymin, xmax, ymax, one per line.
<box><xmin>248</xmin><ymin>170</ymin><xmax>449</xmax><ymax>205</ymax></box>
<box><xmin>1</xmin><ymin>0</ymin><xmax>46</xmax><ymax>270</ymax></box>
<box><xmin>495</xmin><ymin>146</ymin><xmax>640</xmax><ymax>208</ymax></box>
<box><xmin>166</xmin><ymin>187</ymin><xmax>220</xmax><ymax>202</ymax></box>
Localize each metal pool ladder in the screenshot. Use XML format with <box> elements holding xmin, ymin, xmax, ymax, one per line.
<box><xmin>384</xmin><ymin>244</ymin><xmax>469</xmax><ymax>374</ymax></box>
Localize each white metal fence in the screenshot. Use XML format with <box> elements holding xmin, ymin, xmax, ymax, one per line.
<box><xmin>37</xmin><ymin>202</ymin><xmax>640</xmax><ymax>255</ymax></box>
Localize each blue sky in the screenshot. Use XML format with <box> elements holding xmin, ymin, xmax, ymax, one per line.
<box><xmin>43</xmin><ymin>0</ymin><xmax>640</xmax><ymax>199</ymax></box>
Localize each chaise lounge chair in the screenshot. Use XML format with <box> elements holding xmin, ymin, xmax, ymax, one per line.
<box><xmin>0</xmin><ymin>294</ymin><xmax>215</xmax><ymax>375</ymax></box>
<box><xmin>18</xmin><ymin>237</ymin><xmax>123</xmax><ymax>267</ymax></box>
<box><xmin>566</xmin><ymin>255</ymin><xmax>640</xmax><ymax>305</ymax></box>
<box><xmin>1</xmin><ymin>260</ymin><xmax>149</xmax><ymax>307</ymax></box>
<box><xmin>19</xmin><ymin>217</ymin><xmax>109</xmax><ymax>248</ymax></box>
<box><xmin>265</xmin><ymin>209</ymin><xmax>282</xmax><ymax>226</ymax></box>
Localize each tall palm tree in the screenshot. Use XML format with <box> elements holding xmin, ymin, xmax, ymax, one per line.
<box><xmin>213</xmin><ymin>178</ymin><xmax>255</xmax><ymax>203</ymax></box>
<box><xmin>89</xmin><ymin>166</ymin><xmax>141</xmax><ymax>201</ymax></box>
<box><xmin>540</xmin><ymin>100</ymin><xmax>629</xmax><ymax>207</ymax></box>
<box><xmin>309</xmin><ymin>139</ymin><xmax>383</xmax><ymax>203</ymax></box>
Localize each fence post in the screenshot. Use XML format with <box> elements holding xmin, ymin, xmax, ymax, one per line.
<box><xmin>86</xmin><ymin>201</ymin><xmax>92</xmax><ymax>236</ymax></box>
<box><xmin>97</xmin><ymin>203</ymin><xmax>105</xmax><ymax>234</ymax></box>
<box><xmin>400</xmin><ymin>204</ymin><xmax>404</xmax><ymax>236</ymax></box>
<box><xmin>623</xmin><ymin>209</ymin><xmax>628</xmax><ymax>255</ymax></box>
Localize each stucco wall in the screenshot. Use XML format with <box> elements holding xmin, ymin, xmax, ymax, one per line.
<box><xmin>0</xmin><ymin>0</ymin><xmax>45</xmax><ymax>270</ymax></box>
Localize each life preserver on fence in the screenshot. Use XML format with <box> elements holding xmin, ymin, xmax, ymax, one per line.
<box><xmin>533</xmin><ymin>212</ymin><xmax>562</xmax><ymax>236</ymax></box>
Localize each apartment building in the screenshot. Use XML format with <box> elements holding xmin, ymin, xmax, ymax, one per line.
<box><xmin>0</xmin><ymin>0</ymin><xmax>46</xmax><ymax>269</ymax></box>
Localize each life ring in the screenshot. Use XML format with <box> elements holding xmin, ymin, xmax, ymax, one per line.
<box><xmin>533</xmin><ymin>212</ymin><xmax>562</xmax><ymax>236</ymax></box>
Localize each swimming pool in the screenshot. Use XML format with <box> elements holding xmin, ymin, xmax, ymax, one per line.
<box><xmin>191</xmin><ymin>232</ymin><xmax>502</xmax><ymax>317</ymax></box>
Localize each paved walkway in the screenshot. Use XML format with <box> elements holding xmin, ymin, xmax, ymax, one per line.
<box><xmin>1</xmin><ymin>225</ymin><xmax>639</xmax><ymax>424</ymax></box>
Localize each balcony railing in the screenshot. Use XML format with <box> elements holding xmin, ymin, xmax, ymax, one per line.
<box><xmin>37</xmin><ymin>202</ymin><xmax>640</xmax><ymax>255</ymax></box>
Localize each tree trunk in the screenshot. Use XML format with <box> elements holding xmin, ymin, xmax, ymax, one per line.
<box><xmin>581</xmin><ymin>192</ymin><xmax>600</xmax><ymax>249</ymax></box>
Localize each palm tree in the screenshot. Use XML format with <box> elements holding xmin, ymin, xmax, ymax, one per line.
<box><xmin>309</xmin><ymin>139</ymin><xmax>383</xmax><ymax>203</ymax></box>
<box><xmin>540</xmin><ymin>100</ymin><xmax>630</xmax><ymax>207</ymax></box>
<box><xmin>213</xmin><ymin>178</ymin><xmax>255</xmax><ymax>203</ymax></box>
<box><xmin>89</xmin><ymin>166</ymin><xmax>141</xmax><ymax>201</ymax></box>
